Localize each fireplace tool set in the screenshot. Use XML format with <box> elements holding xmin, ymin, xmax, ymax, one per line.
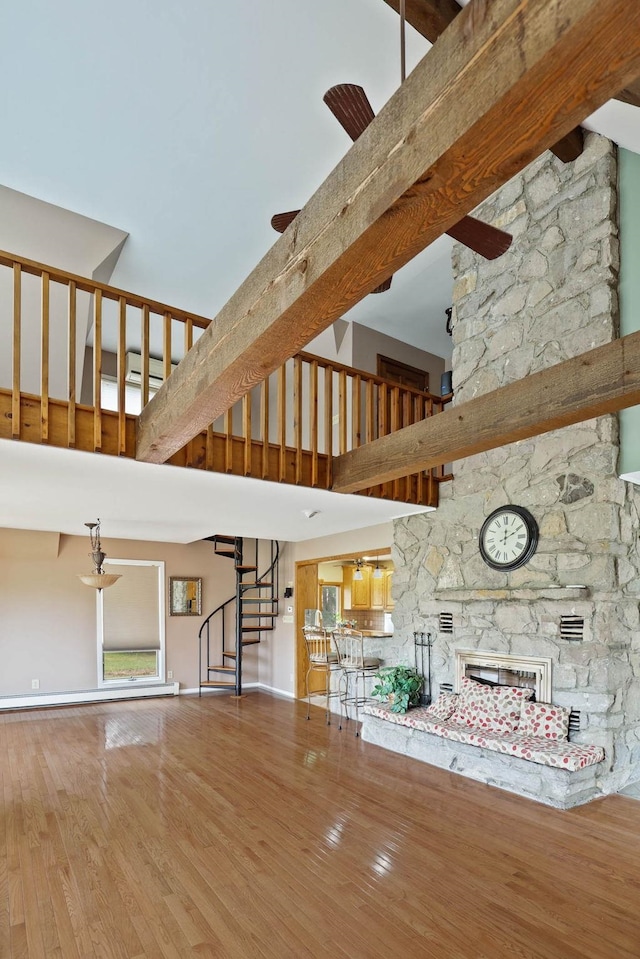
<box><xmin>413</xmin><ymin>632</ymin><xmax>433</xmax><ymax>706</ymax></box>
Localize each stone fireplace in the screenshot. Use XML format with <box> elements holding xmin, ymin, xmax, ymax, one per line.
<box><xmin>362</xmin><ymin>133</ymin><xmax>640</xmax><ymax>806</ymax></box>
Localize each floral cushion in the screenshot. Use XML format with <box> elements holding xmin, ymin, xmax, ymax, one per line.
<box><xmin>423</xmin><ymin>692</ymin><xmax>458</xmax><ymax>721</ymax></box>
<box><xmin>450</xmin><ymin>677</ymin><xmax>534</xmax><ymax>732</ymax></box>
<box><xmin>518</xmin><ymin>701</ymin><xmax>570</xmax><ymax>741</ymax></box>
<box><xmin>363</xmin><ymin>703</ymin><xmax>605</xmax><ymax>771</ymax></box>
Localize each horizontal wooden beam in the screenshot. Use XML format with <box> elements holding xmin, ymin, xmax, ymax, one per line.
<box><xmin>137</xmin><ymin>0</ymin><xmax>640</xmax><ymax>464</ymax></box>
<box><xmin>381</xmin><ymin>0</ymin><xmax>584</xmax><ymax>164</ymax></box>
<box><xmin>331</xmin><ymin>331</ymin><xmax>640</xmax><ymax>493</ymax></box>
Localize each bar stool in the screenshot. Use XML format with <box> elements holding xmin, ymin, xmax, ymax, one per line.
<box><xmin>332</xmin><ymin>628</ymin><xmax>382</xmax><ymax>736</ymax></box>
<box><xmin>302</xmin><ymin>626</ymin><xmax>340</xmax><ymax>724</ymax></box>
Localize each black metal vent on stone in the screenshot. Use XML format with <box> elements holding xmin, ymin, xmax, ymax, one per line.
<box><xmin>439</xmin><ymin>612</ymin><xmax>454</xmax><ymax>633</ymax></box>
<box><xmin>568</xmin><ymin>710</ymin><xmax>581</xmax><ymax>737</ymax></box>
<box><xmin>560</xmin><ymin>615</ymin><xmax>585</xmax><ymax>641</ymax></box>
<box><xmin>439</xmin><ymin>682</ymin><xmax>454</xmax><ymax>694</ymax></box>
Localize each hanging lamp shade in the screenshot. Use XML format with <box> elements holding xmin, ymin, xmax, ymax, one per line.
<box><xmin>77</xmin><ymin>519</ymin><xmax>121</xmax><ymax>591</ymax></box>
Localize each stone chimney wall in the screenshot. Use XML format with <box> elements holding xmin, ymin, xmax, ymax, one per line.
<box><xmin>388</xmin><ymin>134</ymin><xmax>640</xmax><ymax>798</ymax></box>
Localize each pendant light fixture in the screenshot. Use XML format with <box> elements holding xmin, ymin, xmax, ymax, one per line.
<box><xmin>77</xmin><ymin>519</ymin><xmax>121</xmax><ymax>590</ymax></box>
<box><xmin>353</xmin><ymin>558</ymin><xmax>364</xmax><ymax>581</ymax></box>
<box><xmin>372</xmin><ymin>554</ymin><xmax>384</xmax><ymax>580</ymax></box>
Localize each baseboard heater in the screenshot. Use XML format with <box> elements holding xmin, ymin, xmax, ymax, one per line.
<box><xmin>0</xmin><ymin>681</ymin><xmax>179</xmax><ymax>711</ymax></box>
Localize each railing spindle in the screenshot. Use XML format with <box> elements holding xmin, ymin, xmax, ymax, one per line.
<box><xmin>309</xmin><ymin>359</ymin><xmax>318</xmax><ymax>487</ymax></box>
<box><xmin>278</xmin><ymin>365</ymin><xmax>286</xmax><ymax>481</ymax></box>
<box><xmin>67</xmin><ymin>280</ymin><xmax>76</xmax><ymax>448</ymax></box>
<box><xmin>141</xmin><ymin>304</ymin><xmax>150</xmax><ymax>407</ymax></box>
<box><xmin>261</xmin><ymin>378</ymin><xmax>269</xmax><ymax>479</ymax></box>
<box><xmin>118</xmin><ymin>295</ymin><xmax>127</xmax><ymax>455</ymax></box>
<box><xmin>184</xmin><ymin>319</ymin><xmax>194</xmax><ymax>467</ymax></box>
<box><xmin>163</xmin><ymin>311</ymin><xmax>172</xmax><ymax>382</ymax></box>
<box><xmin>338</xmin><ymin>370</ymin><xmax>347</xmax><ymax>455</ymax></box>
<box><xmin>224</xmin><ymin>409</ymin><xmax>233</xmax><ymax>472</ymax></box>
<box><xmin>352</xmin><ymin>373</ymin><xmax>362</xmax><ymax>449</ymax></box>
<box><xmin>93</xmin><ymin>290</ymin><xmax>102</xmax><ymax>451</ymax></box>
<box><xmin>206</xmin><ymin>424</ymin><xmax>214</xmax><ymax>471</ymax></box>
<box><xmin>242</xmin><ymin>394</ymin><xmax>252</xmax><ymax>475</ymax></box>
<box><xmin>12</xmin><ymin>263</ymin><xmax>21</xmax><ymax>440</ymax></box>
<box><xmin>41</xmin><ymin>272</ymin><xmax>50</xmax><ymax>443</ymax></box>
<box><xmin>324</xmin><ymin>365</ymin><xmax>333</xmax><ymax>489</ymax></box>
<box><xmin>391</xmin><ymin>386</ymin><xmax>401</xmax><ymax>500</ymax></box>
<box><xmin>365</xmin><ymin>378</ymin><xmax>374</xmax><ymax>445</ymax></box>
<box><xmin>294</xmin><ymin>355</ymin><xmax>303</xmax><ymax>483</ymax></box>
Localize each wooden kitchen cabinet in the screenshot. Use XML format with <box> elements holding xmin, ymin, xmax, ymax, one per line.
<box><xmin>384</xmin><ymin>570</ymin><xmax>394</xmax><ymax>611</ymax></box>
<box><xmin>370</xmin><ymin>570</ymin><xmax>386</xmax><ymax>609</ymax></box>
<box><xmin>345</xmin><ymin>565</ymin><xmax>394</xmax><ymax>611</ymax></box>
<box><xmin>349</xmin><ymin>566</ymin><xmax>371</xmax><ymax>608</ymax></box>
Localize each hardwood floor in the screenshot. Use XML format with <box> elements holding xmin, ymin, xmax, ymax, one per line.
<box><xmin>0</xmin><ymin>692</ymin><xmax>639</xmax><ymax>959</ymax></box>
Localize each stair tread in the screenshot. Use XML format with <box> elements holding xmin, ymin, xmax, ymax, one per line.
<box><xmin>241</xmin><ymin>612</ymin><xmax>278</xmax><ymax>617</ymax></box>
<box><xmin>241</xmin><ymin>582</ymin><xmax>273</xmax><ymax>589</ymax></box>
<box><xmin>207</xmin><ymin>665</ymin><xmax>236</xmax><ymax>673</ymax></box>
<box><xmin>215</xmin><ymin>549</ymin><xmax>237</xmax><ymax>558</ymax></box>
<box><xmin>200</xmin><ymin>681</ymin><xmax>236</xmax><ymax>688</ymax></box>
<box><xmin>223</xmin><ymin>642</ymin><xmax>261</xmax><ymax>657</ymax></box>
<box><xmin>236</xmin><ymin>565</ymin><xmax>258</xmax><ymax>572</ymax></box>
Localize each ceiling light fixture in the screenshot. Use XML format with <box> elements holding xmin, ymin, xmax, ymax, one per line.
<box><xmin>77</xmin><ymin>519</ymin><xmax>121</xmax><ymax>590</ymax></box>
<box><xmin>353</xmin><ymin>558</ymin><xmax>364</xmax><ymax>581</ymax></box>
<box><xmin>372</xmin><ymin>554</ymin><xmax>384</xmax><ymax>580</ymax></box>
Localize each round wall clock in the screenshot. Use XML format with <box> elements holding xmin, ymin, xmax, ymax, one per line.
<box><xmin>479</xmin><ymin>505</ymin><xmax>538</xmax><ymax>571</ymax></box>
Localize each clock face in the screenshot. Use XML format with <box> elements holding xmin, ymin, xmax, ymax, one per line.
<box><xmin>479</xmin><ymin>506</ymin><xmax>538</xmax><ymax>571</ymax></box>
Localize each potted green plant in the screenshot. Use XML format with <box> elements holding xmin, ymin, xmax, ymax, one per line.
<box><xmin>371</xmin><ymin>665</ymin><xmax>423</xmax><ymax>714</ymax></box>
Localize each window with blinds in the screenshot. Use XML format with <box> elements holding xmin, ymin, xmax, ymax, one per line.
<box><xmin>98</xmin><ymin>560</ymin><xmax>165</xmax><ymax>684</ymax></box>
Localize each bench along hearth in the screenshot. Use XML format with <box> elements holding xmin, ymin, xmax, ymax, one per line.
<box><xmin>364</xmin><ymin>675</ymin><xmax>604</xmax><ymax>773</ymax></box>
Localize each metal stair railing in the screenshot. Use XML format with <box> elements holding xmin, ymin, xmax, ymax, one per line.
<box><xmin>198</xmin><ymin>537</ymin><xmax>280</xmax><ymax>697</ymax></box>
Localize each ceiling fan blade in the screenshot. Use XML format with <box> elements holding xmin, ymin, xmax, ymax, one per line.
<box><xmin>323</xmin><ymin>84</ymin><xmax>375</xmax><ymax>142</ymax></box>
<box><xmin>446</xmin><ymin>216</ymin><xmax>513</xmax><ymax>260</ymax></box>
<box><xmin>372</xmin><ymin>276</ymin><xmax>393</xmax><ymax>294</ymax></box>
<box><xmin>271</xmin><ymin>210</ymin><xmax>301</xmax><ymax>234</ymax></box>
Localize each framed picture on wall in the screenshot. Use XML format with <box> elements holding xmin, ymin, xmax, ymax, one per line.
<box><xmin>169</xmin><ymin>577</ymin><xmax>202</xmax><ymax>616</ymax></box>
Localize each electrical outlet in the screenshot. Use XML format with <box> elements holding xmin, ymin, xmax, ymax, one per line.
<box><xmin>31</xmin><ymin>679</ymin><xmax>39</xmax><ymax>690</ymax></box>
<box><xmin>167</xmin><ymin>670</ymin><xmax>173</xmax><ymax>680</ymax></box>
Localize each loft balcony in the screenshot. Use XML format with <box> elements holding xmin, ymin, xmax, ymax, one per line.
<box><xmin>0</xmin><ymin>250</ymin><xmax>452</xmax><ymax>507</ymax></box>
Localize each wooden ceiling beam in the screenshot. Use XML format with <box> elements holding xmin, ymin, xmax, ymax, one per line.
<box><xmin>137</xmin><ymin>0</ymin><xmax>640</xmax><ymax>465</ymax></box>
<box><xmin>382</xmin><ymin>0</ymin><xmax>640</xmax><ymax>111</ymax></box>
<box><xmin>332</xmin><ymin>331</ymin><xmax>640</xmax><ymax>493</ymax></box>
<box><xmin>381</xmin><ymin>0</ymin><xmax>585</xmax><ymax>163</ymax></box>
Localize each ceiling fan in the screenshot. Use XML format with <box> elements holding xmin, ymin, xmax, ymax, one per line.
<box><xmin>271</xmin><ymin>83</ymin><xmax>513</xmax><ymax>294</ymax></box>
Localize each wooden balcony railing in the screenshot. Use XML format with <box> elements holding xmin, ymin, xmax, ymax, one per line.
<box><xmin>0</xmin><ymin>250</ymin><xmax>452</xmax><ymax>507</ymax></box>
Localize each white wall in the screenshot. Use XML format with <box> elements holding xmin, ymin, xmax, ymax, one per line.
<box><xmin>0</xmin><ymin>527</ymin><xmax>237</xmax><ymax>696</ymax></box>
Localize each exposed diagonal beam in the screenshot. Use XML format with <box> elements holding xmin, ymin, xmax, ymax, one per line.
<box><xmin>332</xmin><ymin>331</ymin><xmax>640</xmax><ymax>493</ymax></box>
<box><xmin>381</xmin><ymin>0</ymin><xmax>584</xmax><ymax>163</ymax></box>
<box><xmin>137</xmin><ymin>0</ymin><xmax>640</xmax><ymax>465</ymax></box>
<box><xmin>382</xmin><ymin>0</ymin><xmax>640</xmax><ymax>110</ymax></box>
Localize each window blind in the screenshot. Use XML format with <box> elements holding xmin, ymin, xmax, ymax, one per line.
<box><xmin>102</xmin><ymin>563</ymin><xmax>161</xmax><ymax>651</ymax></box>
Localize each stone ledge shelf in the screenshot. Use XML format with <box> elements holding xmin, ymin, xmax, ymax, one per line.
<box><xmin>434</xmin><ymin>586</ymin><xmax>590</xmax><ymax>601</ymax></box>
